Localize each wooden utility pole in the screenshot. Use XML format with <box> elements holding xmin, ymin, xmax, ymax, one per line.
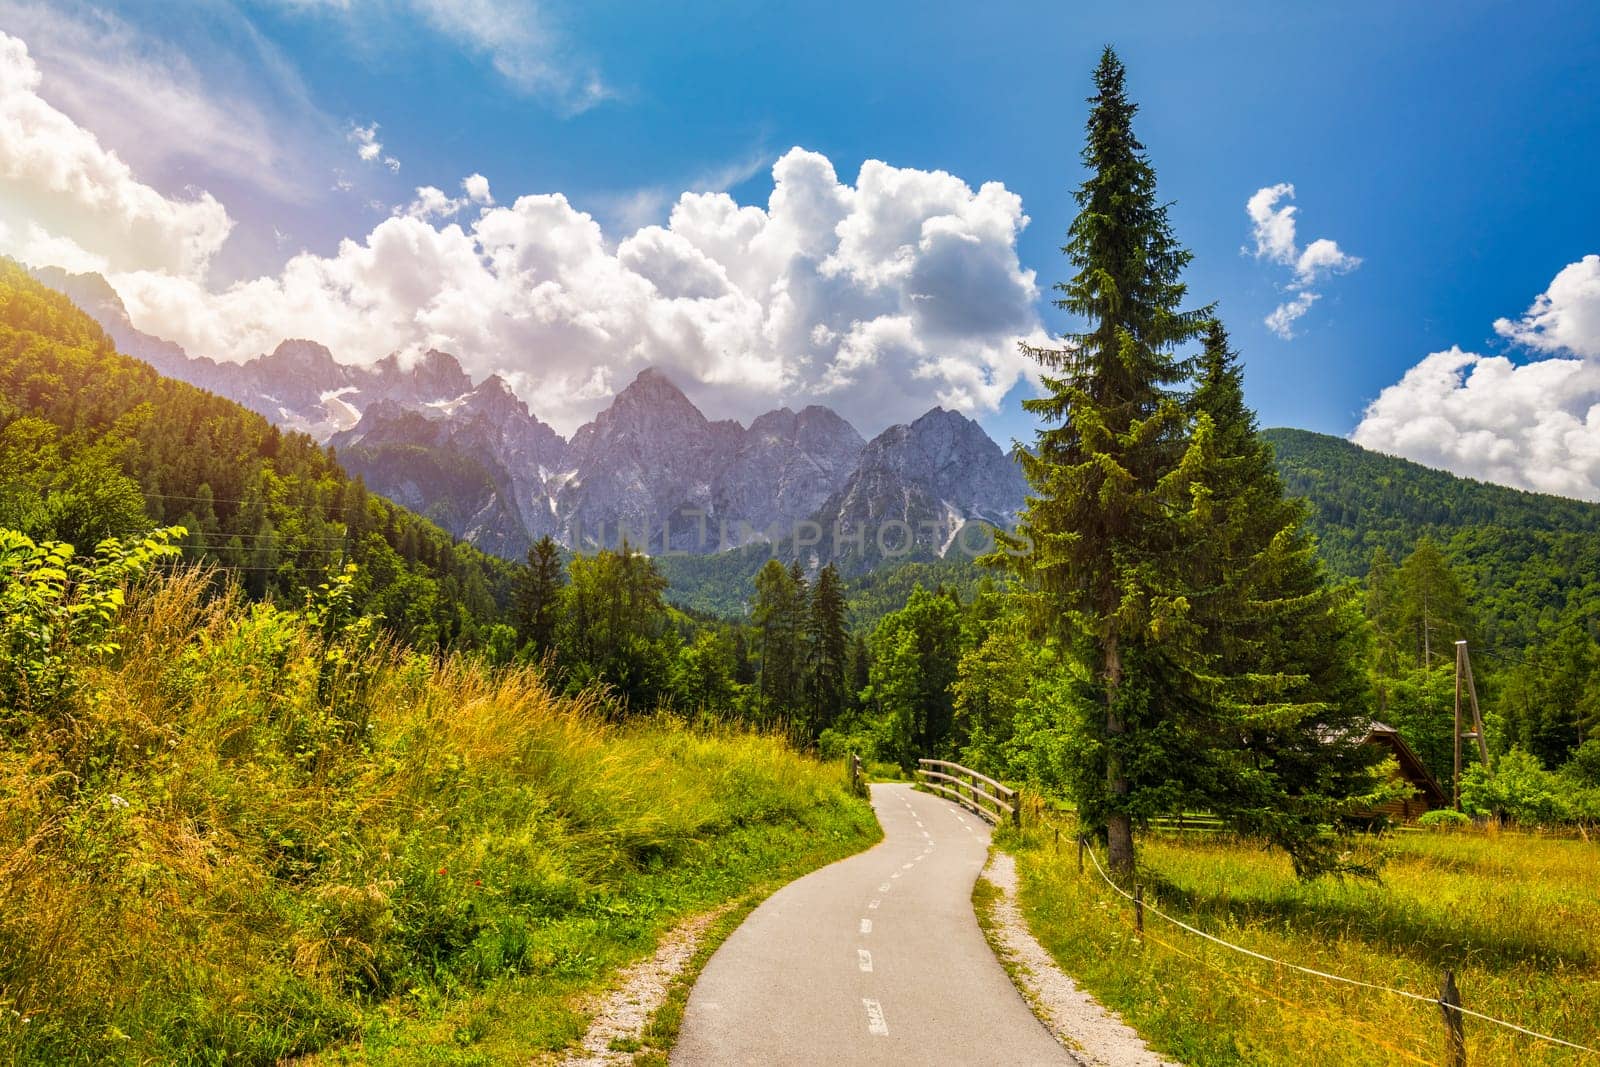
<box><xmin>1453</xmin><ymin>641</ymin><xmax>1490</xmax><ymax>811</ymax></box>
<box><xmin>1461</xmin><ymin>643</ymin><xmax>1489</xmax><ymax>764</ymax></box>
<box><xmin>1454</xmin><ymin>642</ymin><xmax>1464</xmax><ymax>811</ymax></box>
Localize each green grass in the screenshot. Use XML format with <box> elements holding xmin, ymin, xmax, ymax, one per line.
<box><xmin>0</xmin><ymin>569</ymin><xmax>878</xmax><ymax>1064</ymax></box>
<box><xmin>1004</xmin><ymin>820</ymin><xmax>1600</xmax><ymax>1066</ymax></box>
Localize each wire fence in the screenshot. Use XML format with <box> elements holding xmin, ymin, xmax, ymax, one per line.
<box><xmin>1078</xmin><ymin>837</ymin><xmax>1598</xmax><ymax>1059</ymax></box>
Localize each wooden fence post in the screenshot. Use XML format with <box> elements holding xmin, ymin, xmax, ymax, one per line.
<box><xmin>1134</xmin><ymin>884</ymin><xmax>1144</xmax><ymax>936</ymax></box>
<box><xmin>1439</xmin><ymin>969</ymin><xmax>1466</xmax><ymax>1067</ymax></box>
<box><xmin>1077</xmin><ymin>835</ymin><xmax>1085</xmax><ymax>875</ymax></box>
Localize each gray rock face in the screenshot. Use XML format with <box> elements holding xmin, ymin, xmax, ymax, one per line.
<box><xmin>37</xmin><ymin>268</ymin><xmax>1028</xmax><ymax>567</ymax></box>
<box><xmin>712</xmin><ymin>405</ymin><xmax>866</xmax><ymax>545</ymax></box>
<box><xmin>810</xmin><ymin>407</ymin><xmax>1027</xmax><ymax>570</ymax></box>
<box><xmin>554</xmin><ymin>368</ymin><xmax>746</xmax><ymax>551</ymax></box>
<box><xmin>332</xmin><ymin>375</ymin><xmax>569</xmax><ymax>556</ymax></box>
<box><xmin>34</xmin><ymin>268</ymin><xmax>472</xmax><ymax>439</ymax></box>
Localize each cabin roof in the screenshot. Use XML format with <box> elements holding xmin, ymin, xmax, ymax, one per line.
<box><xmin>1366</xmin><ymin>721</ymin><xmax>1448</xmax><ymax>806</ymax></box>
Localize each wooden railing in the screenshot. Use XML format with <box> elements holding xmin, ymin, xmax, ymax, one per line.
<box><xmin>915</xmin><ymin>759</ymin><xmax>1019</xmax><ymax>826</ymax></box>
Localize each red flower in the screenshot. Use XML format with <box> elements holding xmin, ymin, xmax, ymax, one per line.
<box><xmin>437</xmin><ymin>867</ymin><xmax>447</xmax><ymax>876</ymax></box>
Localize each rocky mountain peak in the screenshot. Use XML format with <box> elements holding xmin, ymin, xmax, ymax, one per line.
<box><xmin>610</xmin><ymin>366</ymin><xmax>701</xmax><ymax>417</ymax></box>
<box><xmin>461</xmin><ymin>374</ymin><xmax>530</xmax><ymax>422</ymax></box>
<box><xmin>259</xmin><ymin>339</ymin><xmax>346</xmax><ymax>388</ymax></box>
<box><xmin>412</xmin><ymin>348</ymin><xmax>473</xmax><ymax>399</ymax></box>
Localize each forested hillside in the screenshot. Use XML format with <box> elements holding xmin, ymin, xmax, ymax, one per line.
<box><xmin>0</xmin><ymin>259</ymin><xmax>515</xmax><ymax>646</ymax></box>
<box><xmin>1266</xmin><ymin>427</ymin><xmax>1600</xmax><ymax>655</ymax></box>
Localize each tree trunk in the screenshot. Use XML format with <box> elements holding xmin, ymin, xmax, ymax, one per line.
<box><xmin>1103</xmin><ymin>632</ymin><xmax>1135</xmax><ymax>877</ymax></box>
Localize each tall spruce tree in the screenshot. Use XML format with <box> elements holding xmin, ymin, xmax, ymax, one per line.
<box><xmin>752</xmin><ymin>559</ymin><xmax>803</xmax><ymax>724</ymax></box>
<box><xmin>1180</xmin><ymin>322</ymin><xmax>1381</xmax><ymax>875</ymax></box>
<box><xmin>1000</xmin><ymin>46</ymin><xmax>1208</xmax><ymax>876</ymax></box>
<box><xmin>1394</xmin><ymin>538</ymin><xmax>1475</xmax><ymax>668</ymax></box>
<box><xmin>807</xmin><ymin>563</ymin><xmax>850</xmax><ymax>738</ymax></box>
<box><xmin>513</xmin><ymin>535</ymin><xmax>565</xmax><ymax>660</ymax></box>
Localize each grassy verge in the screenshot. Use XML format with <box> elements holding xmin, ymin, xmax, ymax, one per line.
<box><xmin>0</xmin><ymin>570</ymin><xmax>879</xmax><ymax>1065</ymax></box>
<box><xmin>1002</xmin><ymin>819</ymin><xmax>1599</xmax><ymax>1066</ymax></box>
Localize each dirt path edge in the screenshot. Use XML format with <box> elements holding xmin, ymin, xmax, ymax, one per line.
<box><xmin>977</xmin><ymin>850</ymin><xmax>1182</xmax><ymax>1067</ymax></box>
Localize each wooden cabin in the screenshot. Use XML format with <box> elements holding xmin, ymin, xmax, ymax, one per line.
<box><xmin>1362</xmin><ymin>721</ymin><xmax>1447</xmax><ymax>820</ymax></box>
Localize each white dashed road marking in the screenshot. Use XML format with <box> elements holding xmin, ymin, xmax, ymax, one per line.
<box><xmin>860</xmin><ymin>919</ymin><xmax>872</xmax><ymax>934</ymax></box>
<box><xmin>857</xmin><ymin>949</ymin><xmax>873</xmax><ymax>972</ymax></box>
<box><xmin>878</xmin><ymin>882</ymin><xmax>891</xmax><ymax>892</ymax></box>
<box><xmin>868</xmin><ymin>898</ymin><xmax>881</xmax><ymax>909</ymax></box>
<box><xmin>863</xmin><ymin>997</ymin><xmax>889</xmax><ymax>1036</ymax></box>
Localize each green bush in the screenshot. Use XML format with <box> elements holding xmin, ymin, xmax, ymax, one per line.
<box><xmin>1460</xmin><ymin>746</ymin><xmax>1600</xmax><ymax>826</ymax></box>
<box><xmin>1416</xmin><ymin>808</ymin><xmax>1471</xmax><ymax>830</ymax></box>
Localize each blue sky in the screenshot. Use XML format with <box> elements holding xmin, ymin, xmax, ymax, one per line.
<box><xmin>4</xmin><ymin>0</ymin><xmax>1600</xmax><ymax>493</ymax></box>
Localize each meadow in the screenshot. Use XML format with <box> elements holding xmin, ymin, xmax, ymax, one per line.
<box><xmin>1004</xmin><ymin>819</ymin><xmax>1600</xmax><ymax>1066</ymax></box>
<box><xmin>0</xmin><ymin>564</ymin><xmax>877</xmax><ymax>1065</ymax></box>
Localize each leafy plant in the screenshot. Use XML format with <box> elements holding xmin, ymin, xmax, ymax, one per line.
<box><xmin>0</xmin><ymin>525</ymin><xmax>182</xmax><ymax>722</ymax></box>
<box><xmin>1417</xmin><ymin>808</ymin><xmax>1471</xmax><ymax>830</ymax></box>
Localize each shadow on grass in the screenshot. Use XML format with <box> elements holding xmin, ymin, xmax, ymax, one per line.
<box><xmin>1136</xmin><ymin>863</ymin><xmax>1594</xmax><ymax>973</ymax></box>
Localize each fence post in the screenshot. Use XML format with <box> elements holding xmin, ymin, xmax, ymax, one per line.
<box><xmin>1013</xmin><ymin>787</ymin><xmax>1023</xmax><ymax>828</ymax></box>
<box><xmin>1077</xmin><ymin>835</ymin><xmax>1084</xmax><ymax>875</ymax></box>
<box><xmin>1134</xmin><ymin>884</ymin><xmax>1144</xmax><ymax>936</ymax></box>
<box><xmin>1439</xmin><ymin>969</ymin><xmax>1466</xmax><ymax>1067</ymax></box>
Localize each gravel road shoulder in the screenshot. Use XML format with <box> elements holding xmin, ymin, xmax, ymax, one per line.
<box><xmin>978</xmin><ymin>850</ymin><xmax>1180</xmax><ymax>1067</ymax></box>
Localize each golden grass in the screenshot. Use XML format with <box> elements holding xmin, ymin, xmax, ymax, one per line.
<box><xmin>1006</xmin><ymin>820</ymin><xmax>1600</xmax><ymax>1066</ymax></box>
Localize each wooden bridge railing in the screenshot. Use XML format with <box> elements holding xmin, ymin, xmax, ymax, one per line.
<box><xmin>915</xmin><ymin>759</ymin><xmax>1019</xmax><ymax>826</ymax></box>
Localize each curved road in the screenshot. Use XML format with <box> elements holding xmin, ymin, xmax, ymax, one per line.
<box><xmin>673</xmin><ymin>783</ymin><xmax>1073</xmax><ymax>1065</ymax></box>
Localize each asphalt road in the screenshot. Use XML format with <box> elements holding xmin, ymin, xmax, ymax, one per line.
<box><xmin>672</xmin><ymin>782</ymin><xmax>1073</xmax><ymax>1065</ymax></box>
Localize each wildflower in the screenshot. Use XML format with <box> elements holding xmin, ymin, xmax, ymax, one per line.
<box><xmin>108</xmin><ymin>794</ymin><xmax>130</xmax><ymax>810</ymax></box>
<box><xmin>438</xmin><ymin>866</ymin><xmax>447</xmax><ymax>876</ymax></box>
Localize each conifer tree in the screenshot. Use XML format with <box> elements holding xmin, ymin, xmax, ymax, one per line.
<box><xmin>999</xmin><ymin>46</ymin><xmax>1208</xmax><ymax>876</ymax></box>
<box><xmin>1179</xmin><ymin>322</ymin><xmax>1381</xmax><ymax>874</ymax></box>
<box><xmin>807</xmin><ymin>563</ymin><xmax>850</xmax><ymax>738</ymax></box>
<box><xmin>513</xmin><ymin>535</ymin><xmax>565</xmax><ymax>659</ymax></box>
<box><xmin>753</xmin><ymin>558</ymin><xmax>803</xmax><ymax>724</ymax></box>
<box><xmin>1395</xmin><ymin>538</ymin><xmax>1475</xmax><ymax>667</ymax></box>
<box><xmin>1364</xmin><ymin>547</ymin><xmax>1403</xmax><ymax>678</ymax></box>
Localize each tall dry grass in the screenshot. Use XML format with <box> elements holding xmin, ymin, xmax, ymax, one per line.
<box><xmin>0</xmin><ymin>568</ymin><xmax>874</xmax><ymax>1064</ymax></box>
<box><xmin>1006</xmin><ymin>819</ymin><xmax>1600</xmax><ymax>1066</ymax></box>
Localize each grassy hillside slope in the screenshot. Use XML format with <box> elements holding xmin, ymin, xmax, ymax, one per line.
<box><xmin>1266</xmin><ymin>428</ymin><xmax>1600</xmax><ymax>652</ymax></box>
<box><xmin>0</xmin><ymin>561</ymin><xmax>877</xmax><ymax>1064</ymax></box>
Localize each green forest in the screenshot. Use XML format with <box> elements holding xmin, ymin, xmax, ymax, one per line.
<box><xmin>0</xmin><ymin>259</ymin><xmax>516</xmax><ymax>649</ymax></box>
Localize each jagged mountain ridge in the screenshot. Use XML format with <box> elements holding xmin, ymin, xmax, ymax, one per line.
<box><xmin>38</xmin><ymin>268</ymin><xmax>1027</xmax><ymax>562</ymax></box>
<box><xmin>32</xmin><ymin>267</ymin><xmax>473</xmax><ymax>439</ymax></box>
<box><xmin>810</xmin><ymin>406</ymin><xmax>1029</xmax><ymax>568</ymax></box>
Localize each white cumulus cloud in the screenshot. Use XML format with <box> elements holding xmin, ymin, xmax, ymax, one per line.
<box><xmin>1352</xmin><ymin>255</ymin><xmax>1600</xmax><ymax>501</ymax></box>
<box><xmin>1246</xmin><ymin>182</ymin><xmax>1360</xmax><ymax>338</ymax></box>
<box><xmin>0</xmin><ymin>31</ymin><xmax>232</xmax><ymax>278</ymax></box>
<box><xmin>99</xmin><ymin>148</ymin><xmax>1039</xmax><ymax>435</ymax></box>
<box><xmin>1493</xmin><ymin>254</ymin><xmax>1600</xmax><ymax>358</ymax></box>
